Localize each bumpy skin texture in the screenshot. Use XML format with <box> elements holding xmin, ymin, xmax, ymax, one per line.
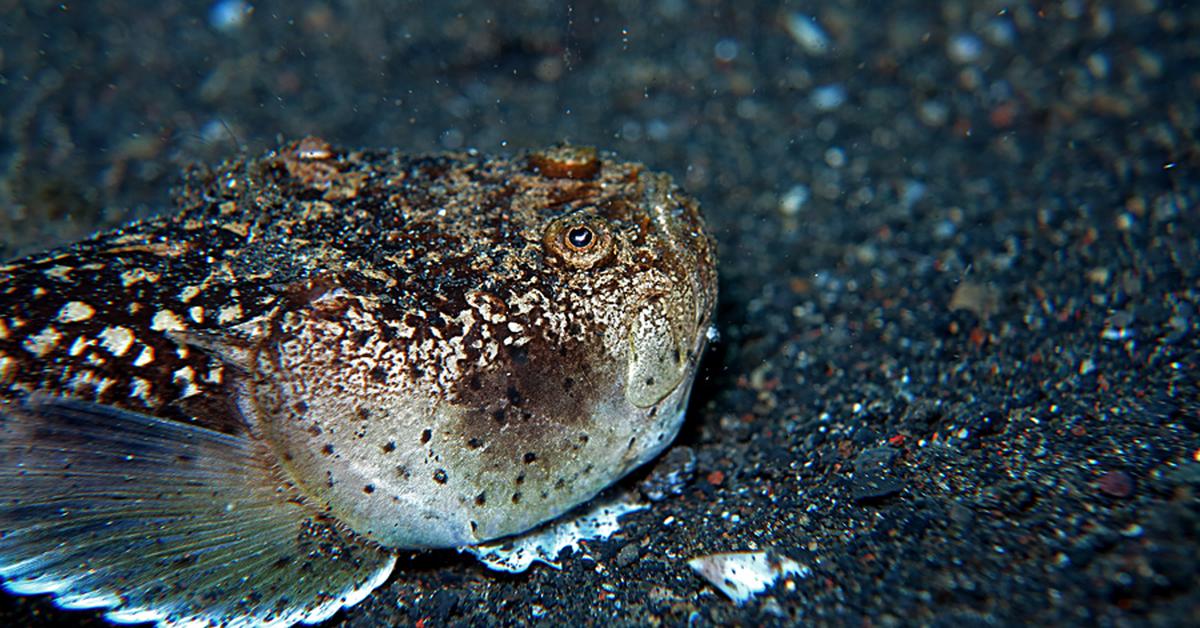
<box><xmin>0</xmin><ymin>139</ymin><xmax>717</xmax><ymax>550</ymax></box>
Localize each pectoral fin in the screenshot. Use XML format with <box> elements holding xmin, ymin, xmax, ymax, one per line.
<box><xmin>0</xmin><ymin>397</ymin><xmax>395</xmax><ymax>627</ymax></box>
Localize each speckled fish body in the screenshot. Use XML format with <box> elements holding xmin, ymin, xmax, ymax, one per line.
<box><xmin>0</xmin><ymin>139</ymin><xmax>717</xmax><ymax>626</ymax></box>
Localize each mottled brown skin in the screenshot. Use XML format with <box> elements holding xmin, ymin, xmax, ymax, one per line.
<box><xmin>0</xmin><ymin>138</ymin><xmax>717</xmax><ymax>550</ymax></box>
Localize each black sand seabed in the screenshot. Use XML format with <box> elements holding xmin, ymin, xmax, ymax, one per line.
<box><xmin>1</xmin><ymin>1</ymin><xmax>1197</xmax><ymax>626</ymax></box>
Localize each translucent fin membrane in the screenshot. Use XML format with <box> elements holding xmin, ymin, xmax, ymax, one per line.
<box><xmin>0</xmin><ymin>397</ymin><xmax>395</xmax><ymax>627</ymax></box>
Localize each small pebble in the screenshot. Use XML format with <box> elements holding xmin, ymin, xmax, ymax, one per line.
<box><xmin>714</xmin><ymin>38</ymin><xmax>739</xmax><ymax>62</ymax></box>
<box><xmin>615</xmin><ymin>543</ymin><xmax>641</xmax><ymax>567</ymax></box>
<box><xmin>851</xmin><ymin>446</ymin><xmax>904</xmax><ymax>502</ymax></box>
<box><xmin>639</xmin><ymin>446</ymin><xmax>697</xmax><ymax>502</ymax></box>
<box><xmin>785</xmin><ymin>13</ymin><xmax>830</xmax><ymax>55</ymax></box>
<box><xmin>901</xmin><ymin>180</ymin><xmax>928</xmax><ymax>210</ymax></box>
<box><xmin>779</xmin><ymin>184</ymin><xmax>811</xmax><ymax>216</ymax></box>
<box><xmin>209</xmin><ymin>0</ymin><xmax>251</xmax><ymax>32</ymax></box>
<box><xmin>811</xmin><ymin>84</ymin><xmax>847</xmax><ymax>111</ymax></box>
<box><xmin>918</xmin><ymin>100</ymin><xmax>950</xmax><ymax>127</ymax></box>
<box><xmin>984</xmin><ymin>18</ymin><xmax>1016</xmax><ymax>46</ymax></box>
<box><xmin>1097</xmin><ymin>470</ymin><xmax>1136</xmax><ymax>498</ymax></box>
<box><xmin>947</xmin><ymin>33</ymin><xmax>984</xmax><ymax>64</ymax></box>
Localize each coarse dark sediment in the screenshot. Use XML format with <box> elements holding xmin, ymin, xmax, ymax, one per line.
<box><xmin>1</xmin><ymin>1</ymin><xmax>1197</xmax><ymax>625</ymax></box>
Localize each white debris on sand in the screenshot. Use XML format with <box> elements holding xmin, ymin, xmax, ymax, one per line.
<box><xmin>688</xmin><ymin>551</ymin><xmax>810</xmax><ymax>605</ymax></box>
<box><xmin>463</xmin><ymin>497</ymin><xmax>647</xmax><ymax>573</ymax></box>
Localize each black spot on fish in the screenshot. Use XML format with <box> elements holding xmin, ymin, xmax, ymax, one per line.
<box><xmin>369</xmin><ymin>365</ymin><xmax>387</xmax><ymax>383</ymax></box>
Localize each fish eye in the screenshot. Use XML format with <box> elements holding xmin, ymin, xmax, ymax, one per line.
<box><xmin>544</xmin><ymin>216</ymin><xmax>614</xmax><ymax>269</ymax></box>
<box><xmin>566</xmin><ymin>225</ymin><xmax>594</xmax><ymax>250</ymax></box>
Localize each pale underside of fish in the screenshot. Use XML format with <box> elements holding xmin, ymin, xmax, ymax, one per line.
<box><xmin>0</xmin><ymin>139</ymin><xmax>717</xmax><ymax>626</ymax></box>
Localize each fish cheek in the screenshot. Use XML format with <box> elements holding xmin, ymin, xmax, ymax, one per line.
<box><xmin>625</xmin><ymin>299</ymin><xmax>688</xmax><ymax>409</ymax></box>
<box><xmin>444</xmin><ymin>336</ymin><xmax>621</xmax><ymax>539</ymax></box>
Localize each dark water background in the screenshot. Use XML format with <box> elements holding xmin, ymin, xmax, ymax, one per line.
<box><xmin>2</xmin><ymin>1</ymin><xmax>1198</xmax><ymax>625</ymax></box>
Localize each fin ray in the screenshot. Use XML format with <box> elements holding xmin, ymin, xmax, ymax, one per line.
<box><xmin>0</xmin><ymin>397</ymin><xmax>395</xmax><ymax>627</ymax></box>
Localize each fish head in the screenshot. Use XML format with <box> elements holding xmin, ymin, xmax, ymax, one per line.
<box><xmin>242</xmin><ymin>145</ymin><xmax>718</xmax><ymax>549</ymax></box>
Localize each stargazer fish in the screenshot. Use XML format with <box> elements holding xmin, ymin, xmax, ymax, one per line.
<box><xmin>0</xmin><ymin>139</ymin><xmax>717</xmax><ymax>626</ymax></box>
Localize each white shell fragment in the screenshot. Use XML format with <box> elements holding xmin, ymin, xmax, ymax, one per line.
<box><xmin>463</xmin><ymin>496</ymin><xmax>647</xmax><ymax>573</ymax></box>
<box><xmin>687</xmin><ymin>551</ymin><xmax>810</xmax><ymax>605</ymax></box>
